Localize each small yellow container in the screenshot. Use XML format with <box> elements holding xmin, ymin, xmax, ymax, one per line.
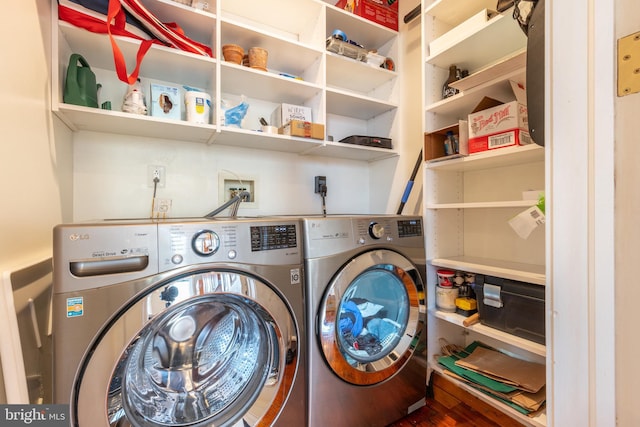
<box><xmin>455</xmin><ymin>297</ymin><xmax>477</xmax><ymax>311</ymax></box>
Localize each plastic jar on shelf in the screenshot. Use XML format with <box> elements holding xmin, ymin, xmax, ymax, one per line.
<box><xmin>435</xmin><ymin>285</ymin><xmax>458</xmax><ymax>312</ymax></box>
<box><xmin>436</xmin><ymin>269</ymin><xmax>455</xmax><ymax>287</ymax></box>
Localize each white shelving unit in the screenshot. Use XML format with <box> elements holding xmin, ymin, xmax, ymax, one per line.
<box><xmin>422</xmin><ymin>1</ymin><xmax>546</xmax><ymax>425</ymax></box>
<box><xmin>51</xmin><ymin>0</ymin><xmax>401</xmax><ymax>162</ymax></box>
<box><xmin>425</xmin><ymin>12</ymin><xmax>527</xmax><ymax>72</ymax></box>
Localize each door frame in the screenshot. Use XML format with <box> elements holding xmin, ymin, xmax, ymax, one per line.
<box><xmin>547</xmin><ymin>0</ymin><xmax>616</xmax><ymax>425</ymax></box>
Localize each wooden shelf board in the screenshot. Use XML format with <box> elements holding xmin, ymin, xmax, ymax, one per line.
<box><xmin>431</xmin><ymin>256</ymin><xmax>545</xmax><ymax>285</ymax></box>
<box><xmin>326</xmin><ymin>89</ymin><xmax>398</xmax><ymax>120</ymax></box>
<box><xmin>220</xmin><ymin>18</ymin><xmax>323</xmax><ymax>75</ymax></box>
<box><xmin>425</xmin><ymin>13</ymin><xmax>527</xmax><ymax>73</ymax></box>
<box><xmin>220</xmin><ymin>63</ymin><xmax>322</xmax><ymax>104</ymax></box>
<box><xmin>211</xmin><ymin>127</ymin><xmax>322</xmax><ymax>153</ymax></box>
<box><xmin>325</xmin><ymin>3</ymin><xmax>397</xmax><ymax>49</ymax></box>
<box><xmin>55</xmin><ymin>105</ymin><xmax>398</xmax><ymax>161</ymax></box>
<box><xmin>427</xmin><ymin>200</ymin><xmax>538</xmax><ymax>209</ymax></box>
<box><xmin>425</xmin><ymin>0</ymin><xmax>498</xmax><ymax>27</ymax></box>
<box><xmin>305</xmin><ymin>141</ymin><xmax>399</xmax><ymax>162</ymax></box>
<box><xmin>449</xmin><ymin>49</ymin><xmax>527</xmax><ymax>92</ymax></box>
<box><xmin>326</xmin><ymin>53</ymin><xmax>397</xmax><ymax>95</ymax></box>
<box><xmin>54</xmin><ymin>105</ymin><xmax>217</xmax><ymax>144</ymax></box>
<box><xmin>429</xmin><ymin>364</ymin><xmax>547</xmax><ymax>427</ymax></box>
<box><xmin>429</xmin><ymin>309</ymin><xmax>546</xmax><ymax>356</ymax></box>
<box><xmin>426</xmin><ymin>144</ymin><xmax>544</xmax><ymax>172</ymax></box>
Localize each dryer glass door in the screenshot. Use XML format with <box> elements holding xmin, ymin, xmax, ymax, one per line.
<box><xmin>73</xmin><ymin>269</ymin><xmax>298</xmax><ymax>427</ymax></box>
<box><xmin>318</xmin><ymin>249</ymin><xmax>424</xmax><ymax>385</ymax></box>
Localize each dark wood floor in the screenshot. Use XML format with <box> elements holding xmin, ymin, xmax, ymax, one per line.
<box><xmin>387</xmin><ymin>373</ymin><xmax>526</xmax><ymax>427</ymax></box>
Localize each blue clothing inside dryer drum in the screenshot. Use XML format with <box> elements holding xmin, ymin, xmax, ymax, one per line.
<box><xmin>367</xmin><ymin>318</ymin><xmax>398</xmax><ymax>345</ymax></box>
<box><xmin>339</xmin><ymin>301</ymin><xmax>363</xmax><ymax>337</ymax></box>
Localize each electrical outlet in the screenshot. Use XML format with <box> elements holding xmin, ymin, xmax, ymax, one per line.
<box><xmin>315</xmin><ymin>176</ymin><xmax>326</xmax><ymax>194</ymax></box>
<box><xmin>152</xmin><ymin>198</ymin><xmax>172</xmax><ymax>218</ymax></box>
<box><xmin>148</xmin><ymin>165</ymin><xmax>166</xmax><ymax>188</ymax></box>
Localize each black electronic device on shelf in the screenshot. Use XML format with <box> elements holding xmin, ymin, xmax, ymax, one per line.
<box><xmin>339</xmin><ymin>135</ymin><xmax>392</xmax><ymax>149</ymax></box>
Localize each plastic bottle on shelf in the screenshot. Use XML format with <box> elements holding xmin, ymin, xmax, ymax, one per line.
<box><xmin>443</xmin><ymin>133</ymin><xmax>453</xmax><ymax>155</ymax></box>
<box><xmin>442</xmin><ymin>65</ymin><xmax>460</xmax><ymax>99</ymax></box>
<box><xmin>445</xmin><ymin>131</ymin><xmax>459</xmax><ymax>155</ymax></box>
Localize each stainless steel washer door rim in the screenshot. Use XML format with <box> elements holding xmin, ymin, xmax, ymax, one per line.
<box><xmin>318</xmin><ymin>249</ymin><xmax>424</xmax><ymax>386</ymax></box>
<box><xmin>117</xmin><ymin>295</ymin><xmax>271</xmax><ymax>427</ymax></box>
<box><xmin>71</xmin><ymin>269</ymin><xmax>299</xmax><ymax>427</ymax></box>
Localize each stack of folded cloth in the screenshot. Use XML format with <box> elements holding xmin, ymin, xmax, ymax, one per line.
<box><xmin>437</xmin><ymin>341</ymin><xmax>546</xmax><ymax>416</ymax></box>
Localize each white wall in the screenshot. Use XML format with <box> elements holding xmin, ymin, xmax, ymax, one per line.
<box><xmin>71</xmin><ymin>2</ymin><xmax>424</xmax><ymax>221</ymax></box>
<box><xmin>0</xmin><ymin>0</ymin><xmax>73</xmax><ymax>404</ymax></box>
<box><xmin>0</xmin><ymin>0</ymin><xmax>72</xmax><ymax>259</ymax></box>
<box><xmin>72</xmin><ymin>132</ymin><xmax>372</xmax><ymax>220</ymax></box>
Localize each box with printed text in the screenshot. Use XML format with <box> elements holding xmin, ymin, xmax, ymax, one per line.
<box><xmin>279</xmin><ymin>120</ymin><xmax>325</xmax><ymax>140</ymax></box>
<box><xmin>150</xmin><ymin>84</ymin><xmax>181</xmax><ymax>120</ymax></box>
<box><xmin>467</xmin><ymin>81</ymin><xmax>532</xmax><ymax>154</ymax></box>
<box><xmin>334</xmin><ymin>0</ymin><xmax>399</xmax><ymax>31</ymax></box>
<box><xmin>271</xmin><ymin>103</ymin><xmax>313</xmax><ymax>128</ymax></box>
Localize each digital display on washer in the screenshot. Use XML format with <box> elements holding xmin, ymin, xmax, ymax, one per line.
<box><xmin>397</xmin><ymin>219</ymin><xmax>423</xmax><ymax>237</ymax></box>
<box><xmin>250</xmin><ymin>224</ymin><xmax>297</xmax><ymax>251</ymax></box>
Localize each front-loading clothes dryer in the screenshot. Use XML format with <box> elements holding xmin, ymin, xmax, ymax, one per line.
<box><xmin>302</xmin><ymin>215</ymin><xmax>426</xmax><ymax>427</ymax></box>
<box><xmin>52</xmin><ymin>218</ymin><xmax>305</xmax><ymax>427</ymax></box>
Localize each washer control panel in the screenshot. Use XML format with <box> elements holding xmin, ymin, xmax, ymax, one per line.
<box><xmin>192</xmin><ymin>230</ymin><xmax>221</xmax><ymax>256</ymax></box>
<box><xmin>157</xmin><ymin>219</ymin><xmax>301</xmax><ymax>271</ymax></box>
<box><xmin>250</xmin><ymin>224</ymin><xmax>297</xmax><ymax>251</ymax></box>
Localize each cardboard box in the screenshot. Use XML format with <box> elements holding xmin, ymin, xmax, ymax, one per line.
<box><xmin>424</xmin><ymin>120</ymin><xmax>469</xmax><ymax>162</ymax></box>
<box><xmin>271</xmin><ymin>103</ymin><xmax>313</xmax><ymax>128</ymax></box>
<box><xmin>150</xmin><ymin>84</ymin><xmax>181</xmax><ymax>120</ymax></box>
<box><xmin>279</xmin><ymin>120</ymin><xmax>325</xmax><ymax>140</ymax></box>
<box><xmin>334</xmin><ymin>0</ymin><xmax>399</xmax><ymax>31</ymax></box>
<box><xmin>467</xmin><ymin>81</ymin><xmax>532</xmax><ymax>154</ymax></box>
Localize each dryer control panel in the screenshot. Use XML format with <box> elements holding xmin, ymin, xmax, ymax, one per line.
<box><xmin>356</xmin><ymin>218</ymin><xmax>423</xmax><ymax>242</ymax></box>
<box><xmin>302</xmin><ymin>216</ymin><xmax>424</xmax><ymax>259</ymax></box>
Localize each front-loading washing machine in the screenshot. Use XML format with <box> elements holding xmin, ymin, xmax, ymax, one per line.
<box><xmin>52</xmin><ymin>218</ymin><xmax>305</xmax><ymax>427</ymax></box>
<box><xmin>302</xmin><ymin>215</ymin><xmax>426</xmax><ymax>427</ymax></box>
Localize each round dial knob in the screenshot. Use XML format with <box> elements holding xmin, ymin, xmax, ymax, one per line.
<box><xmin>368</xmin><ymin>222</ymin><xmax>385</xmax><ymax>239</ymax></box>
<box><xmin>192</xmin><ymin>230</ymin><xmax>220</xmax><ymax>256</ymax></box>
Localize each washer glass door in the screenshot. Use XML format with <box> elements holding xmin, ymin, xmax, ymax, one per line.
<box><xmin>73</xmin><ymin>269</ymin><xmax>297</xmax><ymax>427</ymax></box>
<box><xmin>318</xmin><ymin>249</ymin><xmax>423</xmax><ymax>385</ymax></box>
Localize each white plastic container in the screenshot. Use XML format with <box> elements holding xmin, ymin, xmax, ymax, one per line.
<box><xmin>185</xmin><ymin>91</ymin><xmax>211</xmax><ymax>124</ymax></box>
<box><xmin>435</xmin><ymin>285</ymin><xmax>459</xmax><ymax>312</ymax></box>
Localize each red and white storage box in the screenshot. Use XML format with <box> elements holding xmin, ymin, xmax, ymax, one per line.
<box><xmin>334</xmin><ymin>0</ymin><xmax>399</xmax><ymax>31</ymax></box>
<box><xmin>467</xmin><ymin>81</ymin><xmax>533</xmax><ymax>154</ymax></box>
